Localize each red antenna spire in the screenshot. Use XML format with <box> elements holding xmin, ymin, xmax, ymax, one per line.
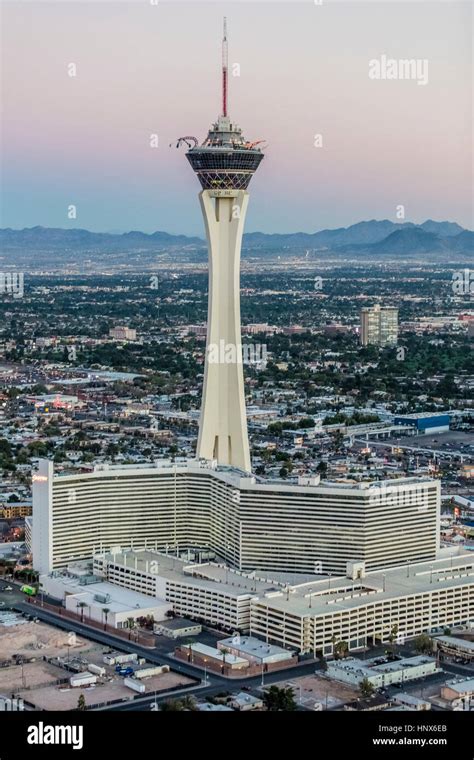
<box><xmin>222</xmin><ymin>17</ymin><xmax>228</xmax><ymax>117</ymax></box>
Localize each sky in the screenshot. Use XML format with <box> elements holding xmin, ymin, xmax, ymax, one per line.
<box><xmin>1</xmin><ymin>0</ymin><xmax>472</xmax><ymax>235</ymax></box>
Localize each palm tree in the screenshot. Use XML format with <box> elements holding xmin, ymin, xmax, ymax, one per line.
<box><xmin>387</xmin><ymin>624</ymin><xmax>399</xmax><ymax>656</ymax></box>
<box><xmin>221</xmin><ymin>648</ymin><xmax>229</xmax><ymax>674</ymax></box>
<box><xmin>102</xmin><ymin>607</ymin><xmax>110</xmax><ymax>631</ymax></box>
<box><xmin>77</xmin><ymin>693</ymin><xmax>86</xmax><ymax>711</ymax></box>
<box><xmin>77</xmin><ymin>601</ymin><xmax>87</xmax><ymax>623</ymax></box>
<box><xmin>127</xmin><ymin>617</ymin><xmax>135</xmax><ymax>640</ymax></box>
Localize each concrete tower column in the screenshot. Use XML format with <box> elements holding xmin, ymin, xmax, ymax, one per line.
<box><xmin>196</xmin><ymin>189</ymin><xmax>251</xmax><ymax>472</ymax></box>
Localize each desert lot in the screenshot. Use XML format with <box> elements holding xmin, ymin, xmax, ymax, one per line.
<box><xmin>275</xmin><ymin>674</ymin><xmax>359</xmax><ymax>709</ymax></box>
<box><xmin>0</xmin><ymin>617</ymin><xmax>93</xmax><ymax>660</ymax></box>
<box><xmin>0</xmin><ymin>661</ymin><xmax>67</xmax><ymax>692</ymax></box>
<box><xmin>19</xmin><ymin>670</ymin><xmax>194</xmax><ymax>710</ymax></box>
<box><xmin>1</xmin><ymin>614</ymin><xmax>194</xmax><ymax>710</ymax></box>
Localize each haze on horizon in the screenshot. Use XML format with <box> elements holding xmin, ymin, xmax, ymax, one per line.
<box><xmin>1</xmin><ymin>0</ymin><xmax>472</xmax><ymax>235</ymax></box>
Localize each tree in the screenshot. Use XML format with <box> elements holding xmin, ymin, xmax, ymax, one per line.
<box><xmin>263</xmin><ymin>685</ymin><xmax>297</xmax><ymax>712</ymax></box>
<box><xmin>414</xmin><ymin>633</ymin><xmax>432</xmax><ymax>654</ymax></box>
<box><xmin>334</xmin><ymin>640</ymin><xmax>349</xmax><ymax>660</ymax></box>
<box><xmin>317</xmin><ymin>653</ymin><xmax>328</xmax><ymax>672</ymax></box>
<box><xmin>102</xmin><ymin>607</ymin><xmax>110</xmax><ymax>631</ymax></box>
<box><xmin>77</xmin><ymin>694</ymin><xmax>86</xmax><ymax>711</ymax></box>
<box><xmin>359</xmin><ymin>677</ymin><xmax>375</xmax><ymax>699</ymax></box>
<box><xmin>160</xmin><ymin>699</ymin><xmax>185</xmax><ymax>712</ymax></box>
<box><xmin>77</xmin><ymin>601</ymin><xmax>87</xmax><ymax>623</ymax></box>
<box><xmin>127</xmin><ymin>617</ymin><xmax>136</xmax><ymax>639</ymax></box>
<box><xmin>387</xmin><ymin>624</ymin><xmax>398</xmax><ymax>645</ymax></box>
<box><xmin>180</xmin><ymin>695</ymin><xmax>197</xmax><ymax>711</ymax></box>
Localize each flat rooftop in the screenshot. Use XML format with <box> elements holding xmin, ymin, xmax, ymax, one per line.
<box><xmin>255</xmin><ymin>553</ymin><xmax>474</xmax><ymax>618</ymax></box>
<box><xmin>434</xmin><ymin>635</ymin><xmax>474</xmax><ymax>652</ymax></box>
<box><xmin>159</xmin><ymin>618</ymin><xmax>201</xmax><ymax>630</ymax></box>
<box><xmin>330</xmin><ymin>655</ymin><xmax>436</xmax><ymax>678</ymax></box>
<box><xmin>97</xmin><ymin>549</ymin><xmax>278</xmax><ymax>597</ymax></box>
<box><xmin>49</xmin><ymin>458</ymin><xmax>437</xmax><ymax>494</ymax></box>
<box><xmin>41</xmin><ymin>574</ymin><xmax>169</xmax><ymax>614</ymax></box>
<box><xmin>188</xmin><ymin>643</ymin><xmax>247</xmax><ymax>665</ymax></box>
<box><xmin>444</xmin><ymin>678</ymin><xmax>474</xmax><ymax>694</ymax></box>
<box><xmin>219</xmin><ymin>635</ymin><xmax>293</xmax><ymax>658</ymax></box>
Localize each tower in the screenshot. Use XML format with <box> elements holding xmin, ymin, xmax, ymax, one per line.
<box><xmin>178</xmin><ymin>19</ymin><xmax>264</xmax><ymax>472</ymax></box>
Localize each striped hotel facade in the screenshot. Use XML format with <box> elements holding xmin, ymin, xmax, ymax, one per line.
<box><xmin>32</xmin><ymin>459</ymin><xmax>440</xmax><ymax>576</ymax></box>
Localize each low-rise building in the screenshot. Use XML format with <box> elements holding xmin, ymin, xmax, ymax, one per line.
<box><xmin>327</xmin><ymin>655</ymin><xmax>440</xmax><ymax>689</ymax></box>
<box><xmin>229</xmin><ymin>692</ymin><xmax>264</xmax><ymax>711</ymax></box>
<box><xmin>154</xmin><ymin>618</ymin><xmax>202</xmax><ymax>639</ymax></box>
<box><xmin>394</xmin><ymin>693</ymin><xmax>431</xmax><ymax>711</ymax></box>
<box><xmin>179</xmin><ymin>643</ymin><xmax>249</xmax><ymax>671</ymax></box>
<box><xmin>441</xmin><ymin>678</ymin><xmax>474</xmax><ymax>702</ymax></box>
<box><xmin>40</xmin><ymin>569</ymin><xmax>171</xmax><ymax>629</ymax></box>
<box><xmin>434</xmin><ymin>635</ymin><xmax>474</xmax><ymax>662</ymax></box>
<box><xmin>217</xmin><ymin>635</ymin><xmax>296</xmax><ymax>665</ymax></box>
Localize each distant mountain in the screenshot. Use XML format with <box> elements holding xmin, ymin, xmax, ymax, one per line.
<box><xmin>344</xmin><ymin>227</ymin><xmax>473</xmax><ymax>256</ymax></box>
<box><xmin>419</xmin><ymin>219</ymin><xmax>465</xmax><ymax>237</ymax></box>
<box><xmin>450</xmin><ymin>229</ymin><xmax>474</xmax><ymax>252</ymax></box>
<box><xmin>0</xmin><ymin>225</ymin><xmax>204</xmax><ymax>250</ymax></box>
<box><xmin>243</xmin><ymin>220</ymin><xmax>417</xmax><ymax>249</ymax></box>
<box><xmin>0</xmin><ymin>220</ymin><xmax>471</xmax><ymax>264</ymax></box>
<box><xmin>369</xmin><ymin>227</ymin><xmax>448</xmax><ymax>254</ymax></box>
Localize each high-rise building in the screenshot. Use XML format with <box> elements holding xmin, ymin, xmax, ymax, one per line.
<box><xmin>32</xmin><ymin>459</ymin><xmax>440</xmax><ymax>577</ymax></box>
<box><xmin>360</xmin><ymin>304</ymin><xmax>398</xmax><ymax>346</ymax></box>
<box><xmin>109</xmin><ymin>326</ymin><xmax>137</xmax><ymax>341</ymax></box>
<box><xmin>178</xmin><ymin>20</ymin><xmax>264</xmax><ymax>473</ymax></box>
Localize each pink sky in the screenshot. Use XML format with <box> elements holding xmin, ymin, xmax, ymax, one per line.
<box><xmin>1</xmin><ymin>0</ymin><xmax>472</xmax><ymax>234</ymax></box>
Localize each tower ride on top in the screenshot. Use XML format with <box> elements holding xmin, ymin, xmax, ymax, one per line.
<box><xmin>174</xmin><ymin>19</ymin><xmax>265</xmax><ymax>473</ymax></box>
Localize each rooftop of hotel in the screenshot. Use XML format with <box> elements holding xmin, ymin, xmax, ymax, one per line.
<box><xmin>94</xmin><ymin>548</ymin><xmax>280</xmax><ymax>597</ymax></box>
<box><xmin>255</xmin><ymin>553</ymin><xmax>474</xmax><ymax>618</ymax></box>
<box><xmin>45</xmin><ymin>457</ymin><xmax>438</xmax><ymax>493</ymax></box>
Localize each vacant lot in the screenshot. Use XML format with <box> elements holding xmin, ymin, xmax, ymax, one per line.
<box><xmin>0</xmin><ymin>619</ymin><xmax>93</xmax><ymax>660</ymax></box>
<box><xmin>19</xmin><ymin>670</ymin><xmax>195</xmax><ymax>710</ymax></box>
<box><xmin>0</xmin><ymin>661</ymin><xmax>66</xmax><ymax>692</ymax></box>
<box><xmin>275</xmin><ymin>674</ymin><xmax>359</xmax><ymax>709</ymax></box>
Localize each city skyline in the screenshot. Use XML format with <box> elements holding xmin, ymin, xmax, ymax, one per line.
<box><xmin>1</xmin><ymin>0</ymin><xmax>472</xmax><ymax>235</ymax></box>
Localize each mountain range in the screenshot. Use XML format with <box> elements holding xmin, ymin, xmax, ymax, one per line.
<box><xmin>0</xmin><ymin>220</ymin><xmax>472</xmax><ymax>262</ymax></box>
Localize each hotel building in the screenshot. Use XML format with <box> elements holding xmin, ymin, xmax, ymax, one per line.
<box><xmin>32</xmin><ymin>459</ymin><xmax>440</xmax><ymax>577</ymax></box>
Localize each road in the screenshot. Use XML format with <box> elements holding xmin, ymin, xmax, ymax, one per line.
<box><xmin>0</xmin><ymin>584</ymin><xmax>323</xmax><ymax>710</ymax></box>
<box><xmin>2</xmin><ymin>581</ymin><xmax>472</xmax><ymax>712</ymax></box>
<box><xmin>354</xmin><ymin>438</ymin><xmax>472</xmax><ymax>461</ymax></box>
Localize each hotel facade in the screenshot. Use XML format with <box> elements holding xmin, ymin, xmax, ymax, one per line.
<box><xmin>32</xmin><ymin>458</ymin><xmax>440</xmax><ymax>577</ymax></box>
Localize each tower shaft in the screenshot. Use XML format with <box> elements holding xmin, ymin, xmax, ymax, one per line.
<box><xmin>196</xmin><ymin>190</ymin><xmax>251</xmax><ymax>472</ymax></box>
